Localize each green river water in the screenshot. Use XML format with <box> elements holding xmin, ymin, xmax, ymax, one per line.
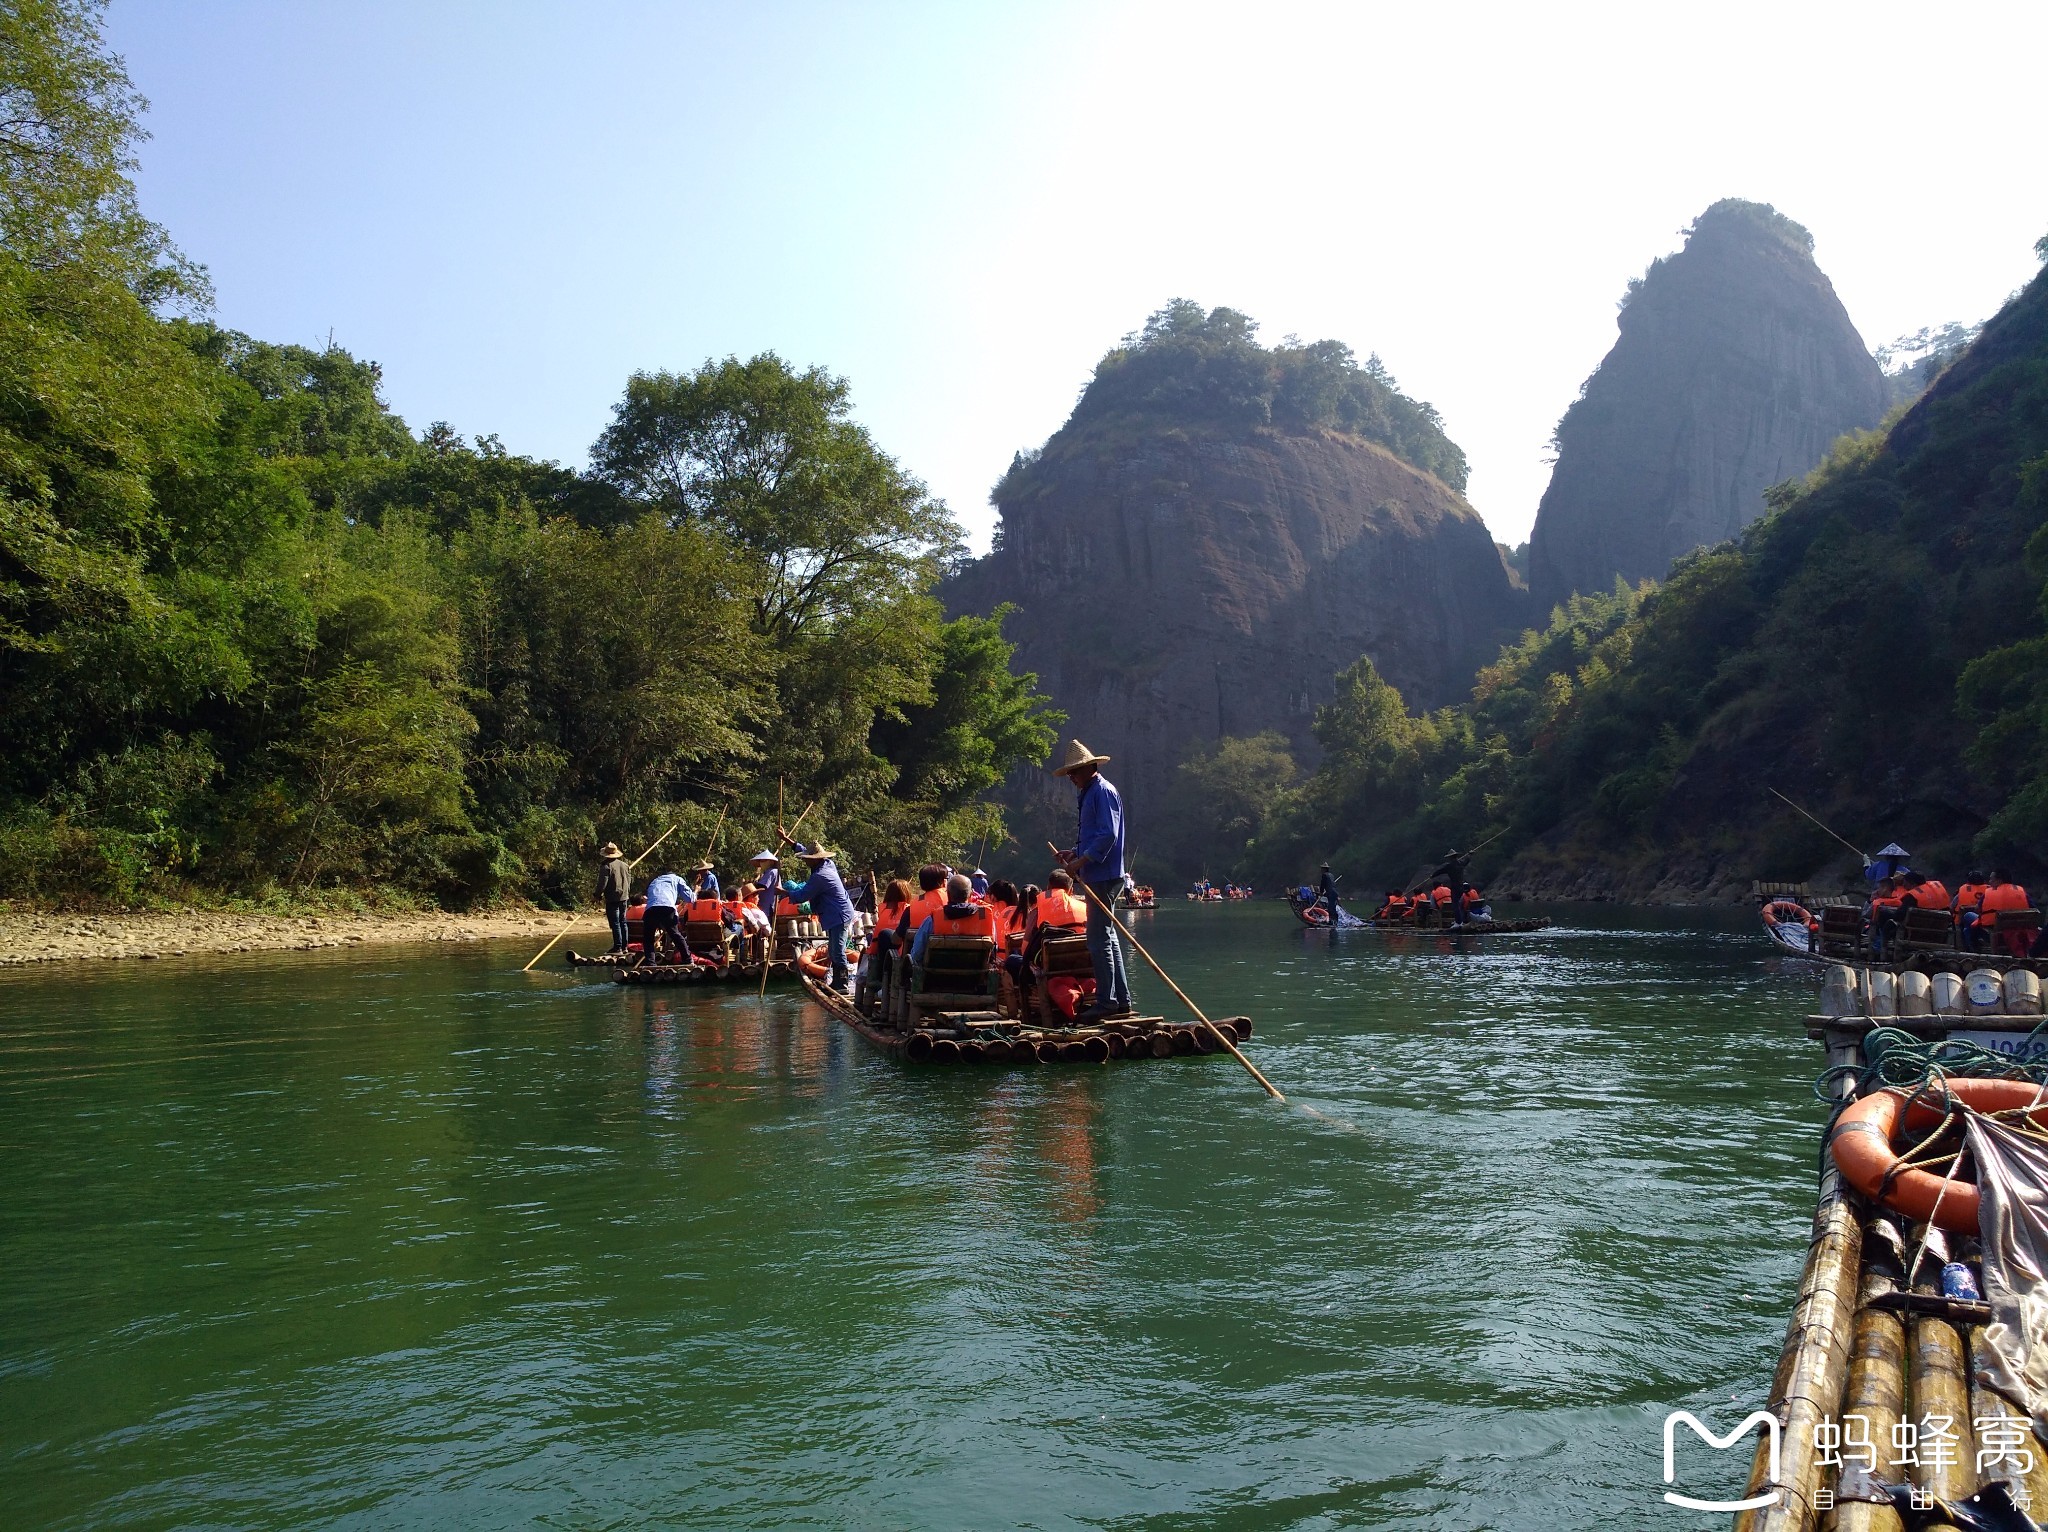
<box><xmin>2</xmin><ymin>902</ymin><xmax>1826</xmax><ymax>1529</ymax></box>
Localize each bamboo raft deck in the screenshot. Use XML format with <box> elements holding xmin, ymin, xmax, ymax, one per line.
<box><xmin>1733</xmin><ymin>1000</ymin><xmax>2048</xmax><ymax>1527</ymax></box>
<box><xmin>799</xmin><ymin>972</ymin><xmax>1253</xmax><ymax>1066</ymax></box>
<box><xmin>608</xmin><ymin>957</ymin><xmax>810</xmax><ymax>986</ymax></box>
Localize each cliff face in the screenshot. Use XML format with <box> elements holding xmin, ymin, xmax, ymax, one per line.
<box><xmin>948</xmin><ymin>426</ymin><xmax>1524</xmax><ymax>809</ymax></box>
<box><xmin>1525</xmin><ymin>200</ymin><xmax>1890</xmax><ymax>614</ymax></box>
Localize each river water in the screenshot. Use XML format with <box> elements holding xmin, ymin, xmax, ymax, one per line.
<box><xmin>1</xmin><ymin>902</ymin><xmax>1826</xmax><ymax>1529</ymax></box>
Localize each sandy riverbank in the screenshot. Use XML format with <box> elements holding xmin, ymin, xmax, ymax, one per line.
<box><xmin>0</xmin><ymin>907</ymin><xmax>609</xmax><ymax>967</ymax></box>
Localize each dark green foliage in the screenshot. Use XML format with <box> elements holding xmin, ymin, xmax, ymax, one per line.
<box><xmin>1005</xmin><ymin>300</ymin><xmax>1469</xmax><ymax>495</ymax></box>
<box><xmin>0</xmin><ymin>6</ymin><xmax>1059</xmax><ymax>907</ymax></box>
<box><xmin>1282</xmin><ymin>256</ymin><xmax>2048</xmax><ymax>890</ymax></box>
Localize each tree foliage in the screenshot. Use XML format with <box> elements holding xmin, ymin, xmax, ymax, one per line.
<box><xmin>0</xmin><ymin>7</ymin><xmax>1059</xmax><ymax>907</ymax></box>
<box><xmin>1001</xmin><ymin>300</ymin><xmax>1469</xmax><ymax>496</ymax></box>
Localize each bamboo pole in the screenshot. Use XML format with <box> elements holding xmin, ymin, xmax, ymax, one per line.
<box><xmin>1769</xmin><ymin>787</ymin><xmax>1870</xmax><ymax>864</ymax></box>
<box><xmin>1053</xmin><ymin>843</ymin><xmax>1283</xmax><ymax>1100</ymax></box>
<box><xmin>521</xmin><ymin>819</ymin><xmax>685</xmax><ymax>972</ymax></box>
<box><xmin>1740</xmin><ymin>1025</ymin><xmax>1866</xmax><ymax>1532</ymax></box>
<box><xmin>1906</xmin><ymin>1224</ymin><xmax>1977</xmax><ymax>1523</ymax></box>
<box><xmin>1826</xmin><ymin>1218</ymin><xmax>1907</xmax><ymax>1532</ymax></box>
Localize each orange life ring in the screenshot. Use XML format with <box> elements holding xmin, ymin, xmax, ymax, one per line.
<box><xmin>1299</xmin><ymin>903</ymin><xmax>1330</xmax><ymax>926</ymax></box>
<box><xmin>796</xmin><ymin>946</ymin><xmax>830</xmax><ymax>981</ymax></box>
<box><xmin>1762</xmin><ymin>899</ymin><xmax>1814</xmax><ymax>930</ymax></box>
<box><xmin>1830</xmin><ymin>1077</ymin><xmax>2048</xmax><ymax>1231</ymax></box>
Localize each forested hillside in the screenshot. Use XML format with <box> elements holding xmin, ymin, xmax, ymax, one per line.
<box><xmin>1183</xmin><ymin>246</ymin><xmax>2048</xmax><ymax>896</ymax></box>
<box><xmin>0</xmin><ymin>3</ymin><xmax>1056</xmax><ymax>908</ymax></box>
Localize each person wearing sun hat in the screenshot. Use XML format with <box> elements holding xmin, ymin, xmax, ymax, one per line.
<box><xmin>747</xmin><ymin>848</ymin><xmax>782</xmax><ymax>917</ymax></box>
<box><xmin>780</xmin><ymin>840</ymin><xmax>856</xmax><ymax>991</ymax></box>
<box><xmin>689</xmin><ymin>858</ymin><xmax>721</xmax><ymax>900</ymax></box>
<box><xmin>1052</xmin><ymin>739</ymin><xmax>1133</xmax><ymax>1021</ymax></box>
<box><xmin>594</xmin><ymin>840</ymin><xmax>633</xmax><ymax>955</ymax></box>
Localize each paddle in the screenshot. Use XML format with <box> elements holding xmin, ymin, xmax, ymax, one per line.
<box><xmin>1051</xmin><ymin>843</ymin><xmax>1284</xmax><ymax>1101</ymax></box>
<box><xmin>521</xmin><ymin>819</ymin><xmax>684</xmax><ymax>972</ymax></box>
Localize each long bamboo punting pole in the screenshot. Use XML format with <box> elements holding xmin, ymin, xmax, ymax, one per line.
<box><xmin>1827</xmin><ymin>1217</ymin><xmax>1907</xmax><ymax>1532</ymax></box>
<box><xmin>1053</xmin><ymin>844</ymin><xmax>1283</xmax><ymax>1101</ymax></box>
<box><xmin>521</xmin><ymin>819</ymin><xmax>685</xmax><ymax>972</ymax></box>
<box><xmin>1906</xmin><ymin>1224</ymin><xmax>1978</xmax><ymax>1521</ymax></box>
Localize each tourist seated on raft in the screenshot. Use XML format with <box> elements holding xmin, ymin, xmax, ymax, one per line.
<box><xmin>1980</xmin><ymin>869</ymin><xmax>2034</xmax><ymax>958</ymax></box>
<box><xmin>1867</xmin><ymin>876</ymin><xmax>1905</xmax><ymax>956</ymax></box>
<box><xmin>985</xmin><ymin>879</ymin><xmax>1021</xmax><ymax>951</ymax></box>
<box><xmin>1373</xmin><ymin>891</ymin><xmax>1405</xmax><ymax>920</ymax></box>
<box><xmin>873</xmin><ymin>865</ymin><xmax>947</xmax><ymax>965</ymax></box>
<box><xmin>908</xmin><ymin>874</ymin><xmax>996</xmax><ymax>982</ymax></box>
<box><xmin>1003</xmin><ymin>871</ymin><xmax>1086</xmax><ymax>996</ymax></box>
<box><xmin>856</xmin><ymin>877</ymin><xmax>915</xmax><ymax>1002</ymax></box>
<box><xmin>1956</xmin><ymin>871</ymin><xmax>1990</xmax><ymax>950</ymax></box>
<box><xmin>1461</xmin><ymin>888</ymin><xmax>1492</xmax><ymax>921</ymax></box>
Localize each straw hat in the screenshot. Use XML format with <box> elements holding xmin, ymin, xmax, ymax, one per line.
<box><xmin>599</xmin><ymin>842</ymin><xmax>623</xmax><ymax>859</ymax></box>
<box><xmin>1051</xmin><ymin>739</ymin><xmax>1110</xmax><ymax>778</ymax></box>
<box><xmin>690</xmin><ymin>858</ymin><xmax>716</xmax><ymax>873</ymax></box>
<box><xmin>797</xmin><ymin>841</ymin><xmax>837</xmax><ymax>862</ymax></box>
<box><xmin>748</xmin><ymin>848</ymin><xmax>779</xmax><ymax>865</ymax></box>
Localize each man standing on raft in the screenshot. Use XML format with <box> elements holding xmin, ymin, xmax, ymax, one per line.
<box><xmin>1052</xmin><ymin>739</ymin><xmax>1133</xmax><ymax>1022</ymax></box>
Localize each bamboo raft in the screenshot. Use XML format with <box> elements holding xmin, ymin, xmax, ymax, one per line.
<box><xmin>800</xmin><ymin>971</ymin><xmax>1253</xmax><ymax>1066</ymax></box>
<box><xmin>1286</xmin><ymin>895</ymin><xmax>1550</xmax><ymax>935</ymax></box>
<box><xmin>1732</xmin><ymin>987</ymin><xmax>2048</xmax><ymax>1526</ymax></box>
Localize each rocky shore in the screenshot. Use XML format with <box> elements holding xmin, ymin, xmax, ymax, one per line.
<box><xmin>0</xmin><ymin>907</ymin><xmax>607</xmax><ymax>967</ymax></box>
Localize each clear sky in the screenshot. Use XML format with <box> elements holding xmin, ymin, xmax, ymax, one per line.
<box><xmin>107</xmin><ymin>0</ymin><xmax>2048</xmax><ymax>551</ymax></box>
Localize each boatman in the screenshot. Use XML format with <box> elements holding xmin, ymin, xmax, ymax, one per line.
<box><xmin>1052</xmin><ymin>739</ymin><xmax>1133</xmax><ymax>1022</ymax></box>
<box><xmin>747</xmin><ymin>849</ymin><xmax>781</xmax><ymax>916</ymax></box>
<box><xmin>642</xmin><ymin>866</ymin><xmax>687</xmax><ymax>964</ymax></box>
<box><xmin>595</xmin><ymin>840</ymin><xmax>633</xmax><ymax>955</ymax></box>
<box><xmin>690</xmin><ymin>859</ymin><xmax>721</xmax><ymax>900</ymax></box>
<box><xmin>1318</xmin><ymin>862</ymin><xmax>1342</xmax><ymax>923</ymax></box>
<box><xmin>781</xmin><ymin>841</ymin><xmax>856</xmax><ymax>992</ymax></box>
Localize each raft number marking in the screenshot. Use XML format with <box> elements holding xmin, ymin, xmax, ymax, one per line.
<box><xmin>1662</xmin><ymin>1410</ymin><xmax>1779</xmax><ymax>1512</ymax></box>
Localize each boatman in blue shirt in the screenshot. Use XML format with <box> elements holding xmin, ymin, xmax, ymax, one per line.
<box><xmin>781</xmin><ymin>841</ymin><xmax>855</xmax><ymax>992</ymax></box>
<box><xmin>1052</xmin><ymin>738</ymin><xmax>1134</xmax><ymax>1021</ymax></box>
<box><xmin>642</xmin><ymin>868</ymin><xmax>687</xmax><ymax>964</ymax></box>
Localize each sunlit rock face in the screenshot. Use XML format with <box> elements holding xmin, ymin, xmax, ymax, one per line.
<box><xmin>946</xmin><ymin>426</ymin><xmax>1523</xmax><ymax>807</ymax></box>
<box><xmin>1525</xmin><ymin>199</ymin><xmax>1889</xmax><ymax>614</ymax></box>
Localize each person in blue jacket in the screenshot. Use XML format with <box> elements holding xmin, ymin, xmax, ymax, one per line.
<box><xmin>1052</xmin><ymin>739</ymin><xmax>1133</xmax><ymax>1021</ymax></box>
<box><xmin>781</xmin><ymin>841</ymin><xmax>855</xmax><ymax>991</ymax></box>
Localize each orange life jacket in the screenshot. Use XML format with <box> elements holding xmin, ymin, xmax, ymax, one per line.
<box><xmin>866</xmin><ymin>898</ymin><xmax>909</xmax><ymax>953</ymax></box>
<box><xmin>774</xmin><ymin>894</ymin><xmax>805</xmax><ymax>918</ymax></box>
<box><xmin>1956</xmin><ymin>884</ymin><xmax>1986</xmax><ymax>914</ymax></box>
<box><xmin>1040</xmin><ymin>890</ymin><xmax>1088</xmax><ymax>929</ymax></box>
<box><xmin>1431</xmin><ymin>885</ymin><xmax>1453</xmax><ymax>907</ymax></box>
<box><xmin>902</xmin><ymin>887</ymin><xmax>948</xmax><ymax>934</ymax></box>
<box><xmin>1462</xmin><ymin>888</ymin><xmax>1484</xmax><ymax>910</ymax></box>
<box><xmin>1871</xmin><ymin>887</ymin><xmax>1903</xmax><ymax>911</ymax></box>
<box><xmin>1906</xmin><ymin>880</ymin><xmax>1950</xmax><ymax>911</ymax></box>
<box><xmin>1981</xmin><ymin>882</ymin><xmax>2030</xmax><ymax>925</ymax></box>
<box><xmin>930</xmin><ymin>904</ymin><xmax>996</xmax><ymax>940</ymax></box>
<box><xmin>685</xmin><ymin>897</ymin><xmax>726</xmax><ymax>923</ymax></box>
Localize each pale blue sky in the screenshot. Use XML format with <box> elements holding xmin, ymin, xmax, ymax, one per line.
<box><xmin>109</xmin><ymin>1</ymin><xmax>2048</xmax><ymax>549</ymax></box>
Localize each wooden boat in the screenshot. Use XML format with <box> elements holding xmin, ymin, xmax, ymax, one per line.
<box><xmin>797</xmin><ymin>949</ymin><xmax>1252</xmax><ymax>1066</ymax></box>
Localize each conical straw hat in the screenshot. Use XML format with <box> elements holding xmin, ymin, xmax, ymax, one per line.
<box><xmin>1051</xmin><ymin>739</ymin><xmax>1110</xmax><ymax>777</ymax></box>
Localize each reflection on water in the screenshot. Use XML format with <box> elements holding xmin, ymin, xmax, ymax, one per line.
<box><xmin>0</xmin><ymin>902</ymin><xmax>1823</xmax><ymax>1528</ymax></box>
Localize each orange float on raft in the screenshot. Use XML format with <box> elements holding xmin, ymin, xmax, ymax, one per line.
<box><xmin>1829</xmin><ymin>1076</ymin><xmax>2048</xmax><ymax>1232</ymax></box>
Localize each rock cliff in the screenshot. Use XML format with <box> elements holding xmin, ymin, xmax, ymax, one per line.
<box><xmin>948</xmin><ymin>425</ymin><xmax>1523</xmax><ymax>810</ymax></box>
<box><xmin>1525</xmin><ymin>199</ymin><xmax>1890</xmax><ymax>613</ymax></box>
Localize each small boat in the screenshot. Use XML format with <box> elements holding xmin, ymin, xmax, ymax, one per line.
<box><xmin>797</xmin><ymin>945</ymin><xmax>1252</xmax><ymax>1066</ymax></box>
<box><xmin>1287</xmin><ymin>893</ymin><xmax>1367</xmax><ymax>929</ymax></box>
<box><xmin>1122</xmin><ymin>884</ymin><xmax>1157</xmax><ymax>910</ymax></box>
<box><xmin>1289</xmin><ymin>893</ymin><xmax>1548</xmax><ymax>934</ymax></box>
